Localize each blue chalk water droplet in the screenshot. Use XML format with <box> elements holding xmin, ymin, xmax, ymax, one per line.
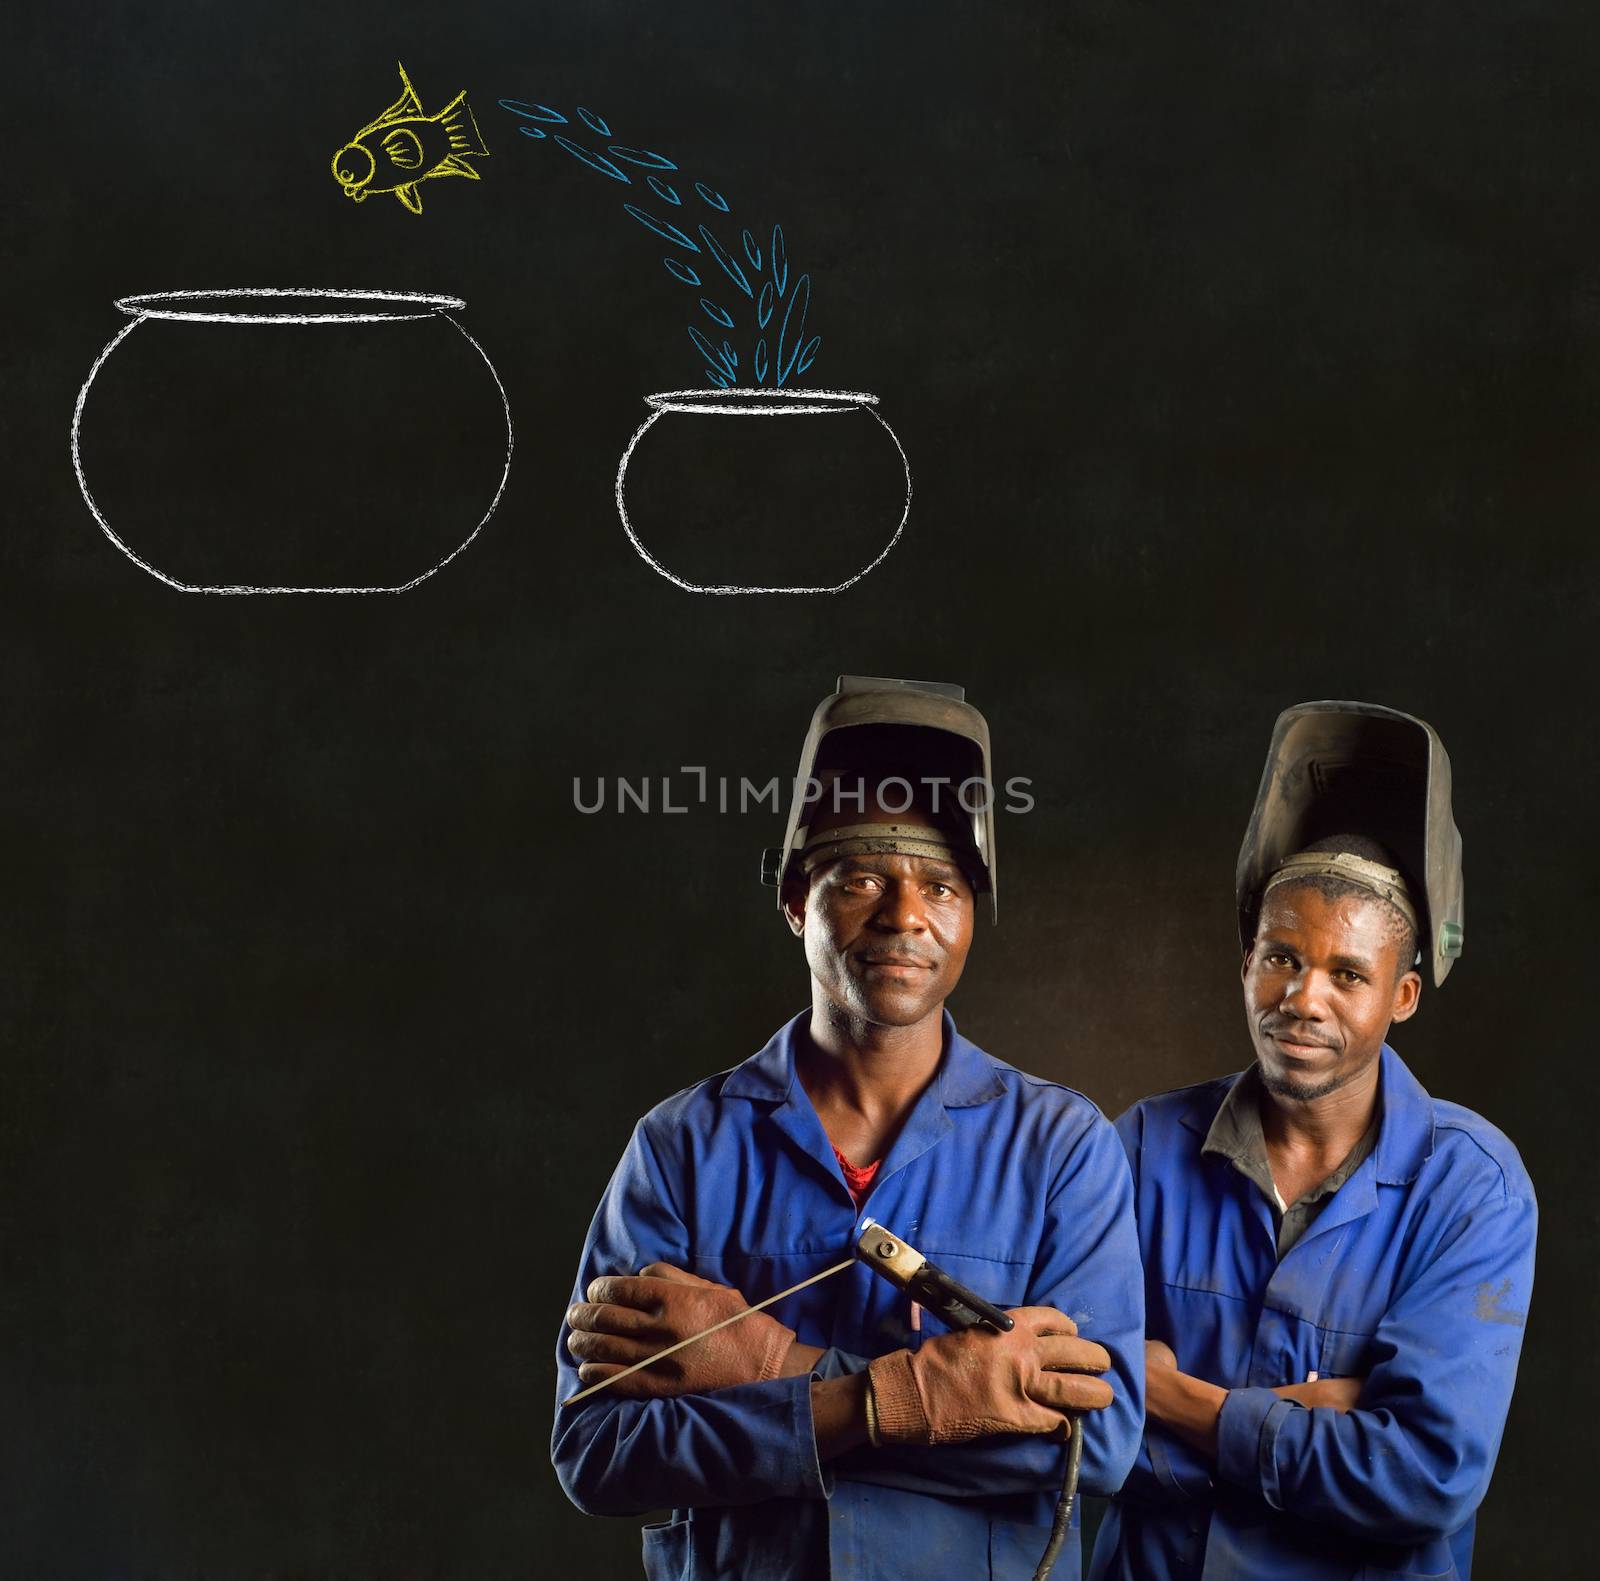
<box><xmin>576</xmin><ymin>107</ymin><xmax>612</xmax><ymax>136</ymax></box>
<box><xmin>498</xmin><ymin>99</ymin><xmax>568</xmax><ymax>123</ymax></box>
<box><xmin>757</xmin><ymin>280</ymin><xmax>774</xmax><ymax>329</ymax></box>
<box><xmin>694</xmin><ymin>181</ymin><xmax>730</xmax><ymax>212</ymax></box>
<box><xmin>701</xmin><ymin>299</ymin><xmax>735</xmax><ymax>329</ymax></box>
<box><xmin>798</xmin><ymin>334</ymin><xmax>821</xmax><ymax>375</ymax></box>
<box><xmin>721</xmin><ymin>339</ymin><xmax>737</xmax><ymax>368</ymax></box>
<box><xmin>625</xmin><ymin>204</ymin><xmax>700</xmax><ymax>251</ymax></box>
<box><xmin>688</xmin><ymin>324</ymin><xmax>732</xmax><ymax>373</ymax></box>
<box><xmin>553</xmin><ymin>135</ymin><xmax>631</xmax><ymax>182</ymax></box>
<box><xmin>770</xmin><ymin>225</ymin><xmax>788</xmax><ymax>297</ymax></box>
<box><xmin>742</xmin><ymin>228</ymin><xmax>762</xmax><ymax>269</ymax></box>
<box><xmin>755</xmin><ymin>338</ymin><xmax>769</xmax><ymax>384</ymax></box>
<box><xmin>648</xmin><ymin>175</ymin><xmax>680</xmax><ymax>205</ymax></box>
<box><xmin>609</xmin><ymin>145</ymin><xmax>678</xmax><ymax>171</ymax></box>
<box><xmin>698</xmin><ymin>225</ymin><xmax>753</xmax><ymax>298</ymax></box>
<box><xmin>664</xmin><ymin>257</ymin><xmax>701</xmax><ymax>287</ymax></box>
<box><xmin>776</xmin><ymin>272</ymin><xmax>811</xmax><ymax>388</ymax></box>
<box><xmin>517</xmin><ymin>125</ymin><xmax>546</xmax><ymax>139</ymax></box>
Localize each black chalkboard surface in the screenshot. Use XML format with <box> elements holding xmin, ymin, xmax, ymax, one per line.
<box><xmin>6</xmin><ymin>2</ymin><xmax>1595</xmax><ymax>1574</ymax></box>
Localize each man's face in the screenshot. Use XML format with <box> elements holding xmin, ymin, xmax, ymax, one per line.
<box><xmin>782</xmin><ymin>799</ymin><xmax>975</xmax><ymax>1030</ymax></box>
<box><xmin>1242</xmin><ymin>884</ymin><xmax>1421</xmax><ymax>1102</ymax></box>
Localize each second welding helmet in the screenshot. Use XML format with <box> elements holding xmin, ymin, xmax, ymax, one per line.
<box><xmin>1236</xmin><ymin>700</ymin><xmax>1465</xmax><ymax>986</ymax></box>
<box><xmin>760</xmin><ymin>675</ymin><xmax>998</xmax><ymax>920</ymax></box>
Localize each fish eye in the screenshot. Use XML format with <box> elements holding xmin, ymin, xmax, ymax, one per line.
<box><xmin>334</xmin><ymin>143</ymin><xmax>374</xmax><ymax>188</ymax></box>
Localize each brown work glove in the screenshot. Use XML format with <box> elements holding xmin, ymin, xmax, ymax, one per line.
<box><xmin>566</xmin><ymin>1262</ymin><xmax>797</xmax><ymax>1398</ymax></box>
<box><xmin>868</xmin><ymin>1306</ymin><xmax>1113</xmax><ymax>1444</ymax></box>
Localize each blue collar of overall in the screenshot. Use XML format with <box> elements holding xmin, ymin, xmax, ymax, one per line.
<box><xmin>720</xmin><ymin>1008</ymin><xmax>1008</xmax><ymax>1207</ymax></box>
<box><xmin>1180</xmin><ymin>1043</ymin><xmax>1437</xmax><ymax>1187</ymax></box>
<box><xmin>720</xmin><ymin>1008</ymin><xmax>1009</xmax><ymax>1109</ymax></box>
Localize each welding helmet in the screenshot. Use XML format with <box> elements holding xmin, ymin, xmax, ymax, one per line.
<box><xmin>1236</xmin><ymin>700</ymin><xmax>1465</xmax><ymax>986</ymax></box>
<box><xmin>760</xmin><ymin>676</ymin><xmax>998</xmax><ymax>920</ymax></box>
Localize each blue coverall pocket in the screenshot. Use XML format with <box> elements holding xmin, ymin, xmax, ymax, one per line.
<box><xmin>640</xmin><ymin>1515</ymin><xmax>691</xmax><ymax>1581</ymax></box>
<box><xmin>1317</xmin><ymin>1324</ymin><xmax>1374</xmax><ymax>1380</ymax></box>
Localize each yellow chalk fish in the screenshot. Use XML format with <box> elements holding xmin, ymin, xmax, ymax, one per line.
<box><xmin>332</xmin><ymin>63</ymin><xmax>488</xmax><ymax>214</ymax></box>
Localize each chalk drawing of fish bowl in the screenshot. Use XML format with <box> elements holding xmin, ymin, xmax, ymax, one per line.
<box><xmin>614</xmin><ymin>389</ymin><xmax>911</xmax><ymax>594</ymax></box>
<box><xmin>71</xmin><ymin>289</ymin><xmax>513</xmax><ymax>593</ymax></box>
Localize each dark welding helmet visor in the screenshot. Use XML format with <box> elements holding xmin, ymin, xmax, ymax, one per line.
<box><xmin>1236</xmin><ymin>700</ymin><xmax>1464</xmax><ymax>986</ymax></box>
<box><xmin>760</xmin><ymin>675</ymin><xmax>997</xmax><ymax>920</ymax></box>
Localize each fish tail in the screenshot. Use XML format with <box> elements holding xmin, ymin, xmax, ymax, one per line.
<box><xmin>434</xmin><ymin>90</ymin><xmax>489</xmax><ymax>157</ymax></box>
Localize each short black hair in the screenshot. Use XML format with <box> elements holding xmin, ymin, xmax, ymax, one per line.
<box><xmin>1263</xmin><ymin>832</ymin><xmax>1419</xmax><ymax>977</ymax></box>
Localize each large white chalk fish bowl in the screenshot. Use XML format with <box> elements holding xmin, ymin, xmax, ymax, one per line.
<box><xmin>71</xmin><ymin>290</ymin><xmax>512</xmax><ymax>593</ymax></box>
<box><xmin>615</xmin><ymin>389</ymin><xmax>911</xmax><ymax>594</ymax></box>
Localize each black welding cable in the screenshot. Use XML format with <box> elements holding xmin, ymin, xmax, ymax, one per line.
<box><xmin>1031</xmin><ymin>1414</ymin><xmax>1085</xmax><ymax>1581</ymax></box>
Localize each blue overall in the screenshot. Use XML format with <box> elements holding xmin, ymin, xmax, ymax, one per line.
<box><xmin>1091</xmin><ymin>1046</ymin><xmax>1536</xmax><ymax>1581</ymax></box>
<box><xmin>553</xmin><ymin>1010</ymin><xmax>1145</xmax><ymax>1579</ymax></box>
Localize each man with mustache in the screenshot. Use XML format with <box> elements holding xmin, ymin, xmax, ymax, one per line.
<box><xmin>554</xmin><ymin>676</ymin><xmax>1144</xmax><ymax>1579</ymax></box>
<box><xmin>1090</xmin><ymin>702</ymin><xmax>1536</xmax><ymax>1581</ymax></box>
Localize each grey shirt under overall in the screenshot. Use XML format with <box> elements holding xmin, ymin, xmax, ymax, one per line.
<box><xmin>1201</xmin><ymin>1063</ymin><xmax>1379</xmax><ymax>1258</ymax></box>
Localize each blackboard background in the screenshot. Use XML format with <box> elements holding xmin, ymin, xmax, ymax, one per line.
<box><xmin>6</xmin><ymin>1</ymin><xmax>1597</xmax><ymax>1574</ymax></box>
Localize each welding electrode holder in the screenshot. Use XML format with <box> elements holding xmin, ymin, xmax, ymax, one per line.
<box><xmin>854</xmin><ymin>1219</ymin><xmax>1015</xmax><ymax>1333</ymax></box>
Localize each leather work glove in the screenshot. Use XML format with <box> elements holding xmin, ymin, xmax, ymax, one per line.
<box><xmin>867</xmin><ymin>1306</ymin><xmax>1113</xmax><ymax>1444</ymax></box>
<box><xmin>566</xmin><ymin>1262</ymin><xmax>797</xmax><ymax>1398</ymax></box>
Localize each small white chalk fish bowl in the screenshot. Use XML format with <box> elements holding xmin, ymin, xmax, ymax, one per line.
<box><xmin>71</xmin><ymin>289</ymin><xmax>513</xmax><ymax>594</ymax></box>
<box><xmin>614</xmin><ymin>388</ymin><xmax>911</xmax><ymax>595</ymax></box>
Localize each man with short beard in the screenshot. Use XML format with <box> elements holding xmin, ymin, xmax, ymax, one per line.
<box><xmin>1090</xmin><ymin>702</ymin><xmax>1536</xmax><ymax>1581</ymax></box>
<box><xmin>554</xmin><ymin>676</ymin><xmax>1143</xmax><ymax>1580</ymax></box>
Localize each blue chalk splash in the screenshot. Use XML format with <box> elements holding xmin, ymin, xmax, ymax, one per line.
<box><xmin>497</xmin><ymin>97</ymin><xmax>819</xmax><ymax>388</ymax></box>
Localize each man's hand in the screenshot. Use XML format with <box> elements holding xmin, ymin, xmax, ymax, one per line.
<box><xmin>565</xmin><ymin>1262</ymin><xmax>796</xmax><ymax>1399</ymax></box>
<box><xmin>867</xmin><ymin>1306</ymin><xmax>1113</xmax><ymax>1445</ymax></box>
<box><xmin>1144</xmin><ymin>1337</ymin><xmax>1226</xmax><ymax>1458</ymax></box>
<box><xmin>1272</xmin><ymin>1374</ymin><xmax>1364</xmax><ymax>1412</ymax></box>
<box><xmin>1146</xmin><ymin>1338</ymin><xmax>1178</xmax><ymax>1372</ymax></box>
<box><xmin>1145</xmin><ymin>1338</ymin><xmax>1364</xmax><ymax>1459</ymax></box>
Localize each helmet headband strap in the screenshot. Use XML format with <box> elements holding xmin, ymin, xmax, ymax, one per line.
<box><xmin>1261</xmin><ymin>849</ymin><xmax>1419</xmax><ymax>934</ymax></box>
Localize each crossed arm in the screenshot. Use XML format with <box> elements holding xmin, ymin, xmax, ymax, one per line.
<box><xmin>552</xmin><ymin>1114</ymin><xmax>1145</xmax><ymax>1516</ymax></box>
<box><xmin>1125</xmin><ymin>1201</ymin><xmax>1537</xmax><ymax>1543</ymax></box>
<box><xmin>1142</xmin><ymin>1338</ymin><xmax>1362</xmax><ymax>1459</ymax></box>
<box><xmin>568</xmin><ymin>1261</ymin><xmax>1115</xmax><ymax>1458</ymax></box>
